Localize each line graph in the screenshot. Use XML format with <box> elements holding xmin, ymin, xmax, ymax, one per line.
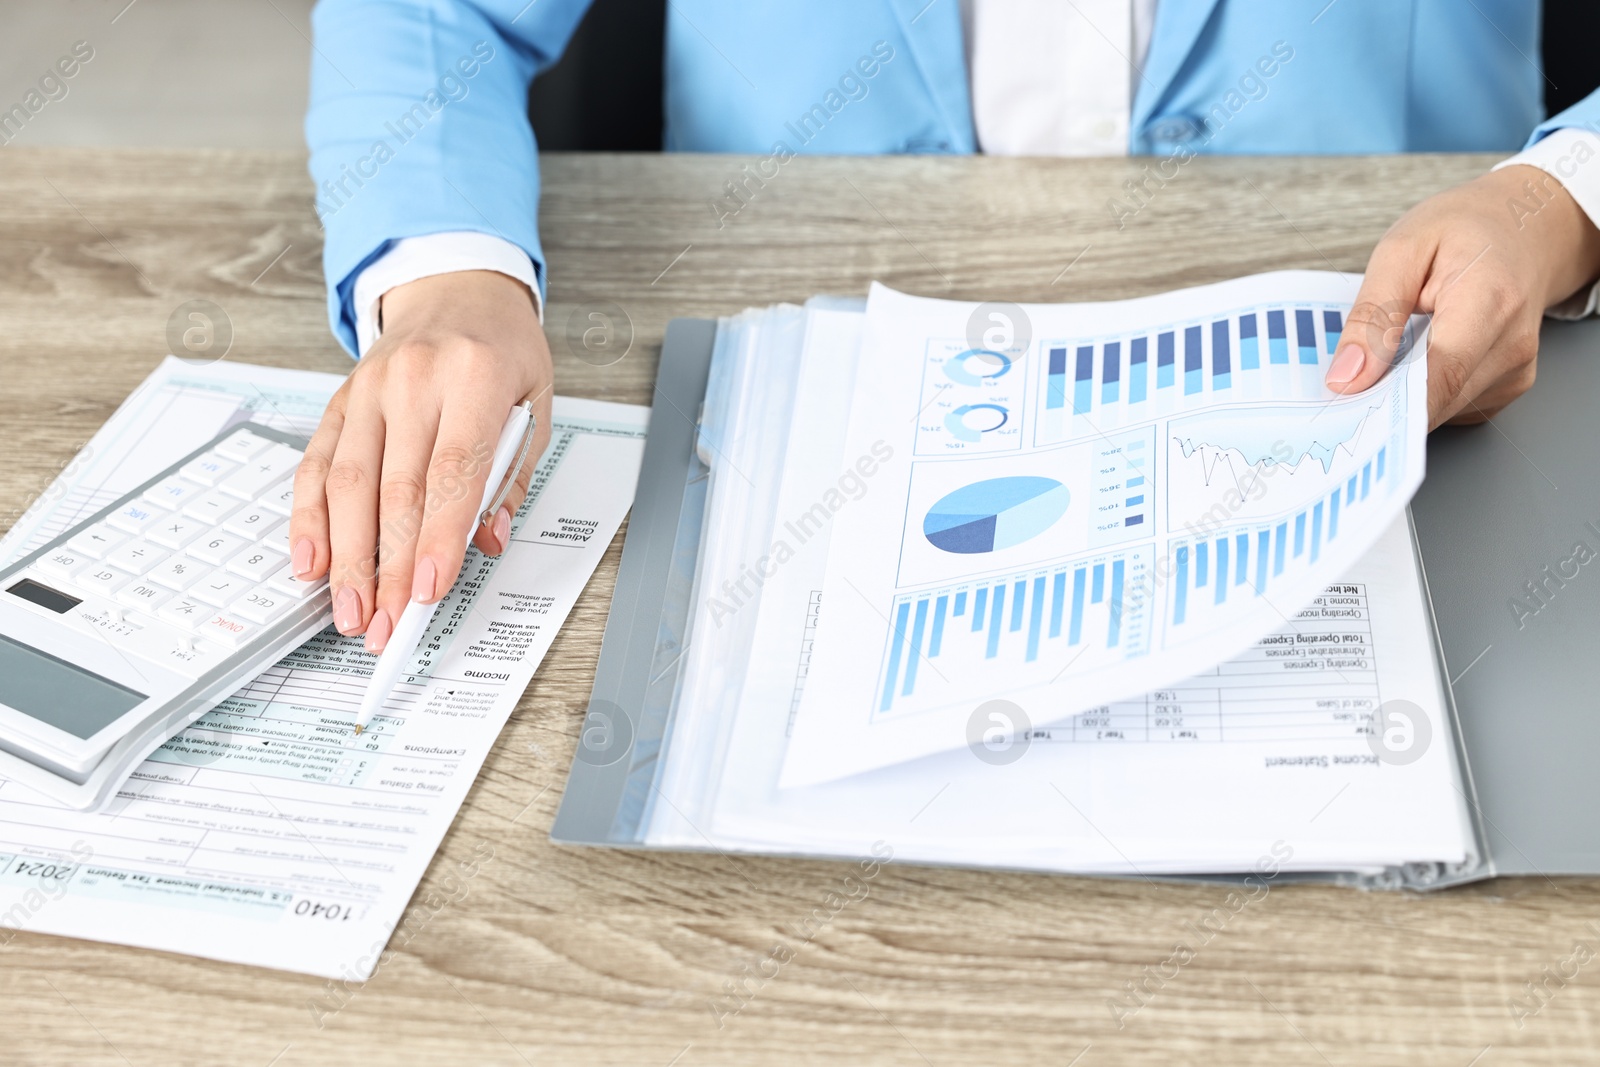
<box><xmin>1160</xmin><ymin>396</ymin><xmax>1404</xmax><ymax>638</ymax></box>
<box><xmin>1165</xmin><ymin>402</ymin><xmax>1386</xmax><ymax>537</ymax></box>
<box><xmin>1172</xmin><ymin>401</ymin><xmax>1382</xmax><ymax>478</ymax></box>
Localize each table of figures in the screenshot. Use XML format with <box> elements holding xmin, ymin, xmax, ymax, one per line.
<box><xmin>1030</xmin><ymin>584</ymin><xmax>1382</xmax><ymax>743</ymax></box>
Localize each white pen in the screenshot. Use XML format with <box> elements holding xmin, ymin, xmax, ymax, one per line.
<box><xmin>352</xmin><ymin>401</ymin><xmax>536</xmax><ymax>736</ymax></box>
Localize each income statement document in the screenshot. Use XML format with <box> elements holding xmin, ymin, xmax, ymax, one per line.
<box><xmin>784</xmin><ymin>273</ymin><xmax>1429</xmax><ymax>787</ymax></box>
<box><xmin>0</xmin><ymin>357</ymin><xmax>646</xmax><ymax>978</ymax></box>
<box><xmin>650</xmin><ymin>302</ymin><xmax>1468</xmax><ymax>874</ymax></box>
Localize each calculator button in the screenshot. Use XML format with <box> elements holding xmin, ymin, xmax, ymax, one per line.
<box><xmin>234</xmin><ymin>589</ymin><xmax>294</xmax><ymax>625</ymax></box>
<box><xmin>198</xmin><ymin>612</ymin><xmax>255</xmax><ymax>648</ymax></box>
<box><xmin>178</xmin><ymin>452</ymin><xmax>239</xmax><ymax>487</ymax></box>
<box><xmin>265</xmin><ymin>562</ymin><xmax>328</xmax><ymax>599</ymax></box>
<box><xmin>147</xmin><ymin>514</ymin><xmax>207</xmax><ymax>551</ymax></box>
<box><xmin>36</xmin><ymin>549</ymin><xmax>91</xmax><ymax>580</ymax></box>
<box><xmin>102</xmin><ymin>539</ymin><xmax>165</xmax><ymax>576</ymax></box>
<box><xmin>147</xmin><ymin>555</ymin><xmax>207</xmax><ymax>592</ymax></box>
<box><xmin>75</xmin><ymin>565</ymin><xmax>132</xmax><ymax>597</ymax></box>
<box><xmin>181</xmin><ymin>488</ymin><xmax>243</xmax><ymax>524</ymax></box>
<box><xmin>158</xmin><ymin>598</ymin><xmax>208</xmax><ymax>631</ymax></box>
<box><xmin>213</xmin><ymin>429</ymin><xmax>273</xmax><ymax>462</ymax></box>
<box><xmin>142</xmin><ymin>476</ymin><xmax>204</xmax><ymax>510</ymax></box>
<box><xmin>188</xmin><ymin>532</ymin><xmax>251</xmax><ymax>566</ymax></box>
<box><xmin>223</xmin><ymin>509</ymin><xmax>280</xmax><ymax>540</ymax></box>
<box><xmin>218</xmin><ymin>444</ymin><xmax>304</xmax><ymax>500</ymax></box>
<box><xmin>116</xmin><ymin>581</ymin><xmax>173</xmax><ymax>612</ymax></box>
<box><xmin>190</xmin><ymin>571</ymin><xmax>249</xmax><ymax>608</ymax></box>
<box><xmin>225</xmin><ymin>546</ymin><xmax>287</xmax><ymax>583</ymax></box>
<box><xmin>106</xmin><ymin>500</ymin><xmax>168</xmax><ymax>534</ymax></box>
<box><xmin>66</xmin><ymin>527</ymin><xmax>129</xmax><ymax>560</ymax></box>
<box><xmin>259</xmin><ymin>482</ymin><xmax>297</xmax><ymax>517</ymax></box>
<box><xmin>266</xmin><ymin>522</ymin><xmax>291</xmax><ymax>554</ymax></box>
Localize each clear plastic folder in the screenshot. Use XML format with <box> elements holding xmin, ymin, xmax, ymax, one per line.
<box><xmin>552</xmin><ymin>289</ymin><xmax>1600</xmax><ymax>890</ymax></box>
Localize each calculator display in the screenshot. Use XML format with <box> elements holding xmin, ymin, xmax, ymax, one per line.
<box><xmin>6</xmin><ymin>578</ymin><xmax>81</xmax><ymax>614</ymax></box>
<box><xmin>0</xmin><ymin>633</ymin><xmax>146</xmax><ymax>739</ymax></box>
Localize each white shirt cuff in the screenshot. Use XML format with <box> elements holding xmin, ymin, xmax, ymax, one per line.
<box><xmin>1494</xmin><ymin>127</ymin><xmax>1600</xmax><ymax>319</ymax></box>
<box><xmin>352</xmin><ymin>231</ymin><xmax>543</xmax><ymax>356</ymax></box>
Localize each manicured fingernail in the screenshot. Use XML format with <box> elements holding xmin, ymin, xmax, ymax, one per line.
<box><xmin>365</xmin><ymin>608</ymin><xmax>391</xmax><ymax>653</ymax></box>
<box><xmin>412</xmin><ymin>556</ymin><xmax>438</xmax><ymax>603</ymax></box>
<box><xmin>1326</xmin><ymin>344</ymin><xmax>1365</xmax><ymax>386</ymax></box>
<box><xmin>493</xmin><ymin>507</ymin><xmax>511</xmax><ymax>553</ymax></box>
<box><xmin>334</xmin><ymin>586</ymin><xmax>362</xmax><ymax>634</ymax></box>
<box><xmin>292</xmin><ymin>538</ymin><xmax>314</xmax><ymax>577</ymax></box>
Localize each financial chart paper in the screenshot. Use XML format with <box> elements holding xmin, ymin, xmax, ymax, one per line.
<box><xmin>784</xmin><ymin>273</ymin><xmax>1428</xmax><ymax>787</ymax></box>
<box><xmin>0</xmin><ymin>357</ymin><xmax>646</xmax><ymax>978</ymax></box>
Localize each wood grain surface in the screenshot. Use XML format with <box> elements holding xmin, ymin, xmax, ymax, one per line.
<box><xmin>1</xmin><ymin>148</ymin><xmax>1594</xmax><ymax>1066</ymax></box>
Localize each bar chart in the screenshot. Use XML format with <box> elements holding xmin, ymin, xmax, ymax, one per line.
<box><xmin>874</xmin><ymin>545</ymin><xmax>1155</xmax><ymax>716</ymax></box>
<box><xmin>1165</xmin><ymin>443</ymin><xmax>1389</xmax><ymax>633</ymax></box>
<box><xmin>1038</xmin><ymin>302</ymin><xmax>1348</xmax><ymax>445</ymax></box>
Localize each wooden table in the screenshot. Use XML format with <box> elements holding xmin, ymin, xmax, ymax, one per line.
<box><xmin>2</xmin><ymin>149</ymin><xmax>1594</xmax><ymax>1066</ymax></box>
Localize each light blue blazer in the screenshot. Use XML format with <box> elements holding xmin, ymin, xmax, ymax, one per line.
<box><xmin>307</xmin><ymin>0</ymin><xmax>1600</xmax><ymax>354</ymax></box>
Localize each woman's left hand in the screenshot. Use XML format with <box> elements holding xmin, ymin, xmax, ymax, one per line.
<box><xmin>1326</xmin><ymin>164</ymin><xmax>1600</xmax><ymax>427</ymax></box>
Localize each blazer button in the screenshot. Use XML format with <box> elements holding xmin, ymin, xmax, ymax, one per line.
<box><xmin>1148</xmin><ymin>116</ymin><xmax>1201</xmax><ymax>144</ymax></box>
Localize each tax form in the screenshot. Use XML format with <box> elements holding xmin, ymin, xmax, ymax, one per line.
<box><xmin>0</xmin><ymin>357</ymin><xmax>646</xmax><ymax>979</ymax></box>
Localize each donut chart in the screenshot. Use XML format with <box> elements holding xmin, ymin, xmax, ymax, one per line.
<box><xmin>943</xmin><ymin>348</ymin><xmax>1013</xmax><ymax>386</ymax></box>
<box><xmin>943</xmin><ymin>403</ymin><xmax>1009</xmax><ymax>442</ymax></box>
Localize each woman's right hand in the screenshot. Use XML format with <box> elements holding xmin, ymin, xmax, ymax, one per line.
<box><xmin>289</xmin><ymin>269</ymin><xmax>554</xmax><ymax>652</ymax></box>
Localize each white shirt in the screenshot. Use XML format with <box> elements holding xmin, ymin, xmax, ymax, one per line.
<box><xmin>1492</xmin><ymin>127</ymin><xmax>1600</xmax><ymax>319</ymax></box>
<box><xmin>962</xmin><ymin>0</ymin><xmax>1158</xmax><ymax>157</ymax></box>
<box><xmin>353</xmin><ymin>0</ymin><xmax>1600</xmax><ymax>353</ymax></box>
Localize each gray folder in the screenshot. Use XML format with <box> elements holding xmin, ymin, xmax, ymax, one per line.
<box><xmin>1410</xmin><ymin>318</ymin><xmax>1600</xmax><ymax>877</ymax></box>
<box><xmin>554</xmin><ymin>315</ymin><xmax>1600</xmax><ymax>885</ymax></box>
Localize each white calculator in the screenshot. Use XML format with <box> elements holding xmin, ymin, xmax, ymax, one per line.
<box><xmin>0</xmin><ymin>423</ymin><xmax>333</xmax><ymax>810</ymax></box>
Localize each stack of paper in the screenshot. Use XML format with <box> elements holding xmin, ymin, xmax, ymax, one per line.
<box><xmin>641</xmin><ymin>272</ymin><xmax>1477</xmax><ymax>878</ymax></box>
<box><xmin>0</xmin><ymin>357</ymin><xmax>647</xmax><ymax>978</ymax></box>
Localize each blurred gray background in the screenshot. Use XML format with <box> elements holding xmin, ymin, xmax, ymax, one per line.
<box><xmin>0</xmin><ymin>0</ymin><xmax>313</xmax><ymax>148</ymax></box>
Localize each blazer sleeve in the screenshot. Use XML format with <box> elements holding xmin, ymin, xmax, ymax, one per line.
<box><xmin>306</xmin><ymin>0</ymin><xmax>592</xmax><ymax>354</ymax></box>
<box><xmin>1526</xmin><ymin>88</ymin><xmax>1600</xmax><ymax>146</ymax></box>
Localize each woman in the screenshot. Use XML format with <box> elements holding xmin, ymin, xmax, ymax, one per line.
<box><xmin>290</xmin><ymin>0</ymin><xmax>1600</xmax><ymax>651</ymax></box>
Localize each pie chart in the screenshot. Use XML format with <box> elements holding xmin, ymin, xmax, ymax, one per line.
<box><xmin>923</xmin><ymin>476</ymin><xmax>1070</xmax><ymax>554</ymax></box>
